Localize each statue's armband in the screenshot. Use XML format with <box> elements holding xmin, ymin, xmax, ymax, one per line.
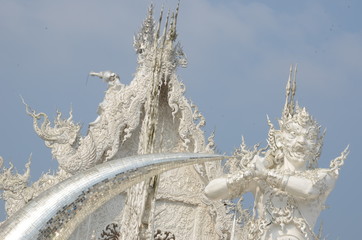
<box><xmin>226</xmin><ymin>170</ymin><xmax>254</xmax><ymax>198</ymax></box>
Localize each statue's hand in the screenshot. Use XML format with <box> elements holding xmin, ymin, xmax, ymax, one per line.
<box><xmin>254</xmin><ymin>155</ymin><xmax>268</xmax><ymax>179</ymax></box>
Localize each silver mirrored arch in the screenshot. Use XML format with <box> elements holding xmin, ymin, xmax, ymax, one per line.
<box><xmin>0</xmin><ymin>153</ymin><xmax>226</xmax><ymax>240</ymax></box>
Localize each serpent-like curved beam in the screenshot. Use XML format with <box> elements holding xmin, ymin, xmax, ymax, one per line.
<box><xmin>0</xmin><ymin>153</ymin><xmax>225</xmax><ymax>240</ymax></box>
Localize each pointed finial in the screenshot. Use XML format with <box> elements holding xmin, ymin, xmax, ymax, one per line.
<box><xmin>291</xmin><ymin>64</ymin><xmax>297</xmax><ymax>109</ymax></box>
<box><xmin>148</xmin><ymin>3</ymin><xmax>154</xmax><ymax>16</ymax></box>
<box><xmin>175</xmin><ymin>0</ymin><xmax>180</xmax><ymax>21</ymax></box>
<box><xmin>162</xmin><ymin>10</ymin><xmax>170</xmax><ymax>44</ymax></box>
<box><xmin>155</xmin><ymin>5</ymin><xmax>164</xmax><ymax>41</ymax></box>
<box><xmin>168</xmin><ymin>3</ymin><xmax>179</xmax><ymax>42</ymax></box>
<box><xmin>134</xmin><ymin>4</ymin><xmax>156</xmax><ymax>53</ymax></box>
<box><xmin>282</xmin><ymin>64</ymin><xmax>298</xmax><ymax>120</ymax></box>
<box><xmin>171</xmin><ymin>1</ymin><xmax>180</xmax><ymax>41</ymax></box>
<box><xmin>293</xmin><ymin>64</ymin><xmax>297</xmax><ymax>93</ymax></box>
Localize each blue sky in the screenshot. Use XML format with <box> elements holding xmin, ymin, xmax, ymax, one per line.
<box><xmin>0</xmin><ymin>0</ymin><xmax>361</xmax><ymax>238</ymax></box>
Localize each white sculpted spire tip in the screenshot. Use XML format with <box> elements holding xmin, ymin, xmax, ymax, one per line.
<box><xmin>283</xmin><ymin>64</ymin><xmax>297</xmax><ymax>120</ymax></box>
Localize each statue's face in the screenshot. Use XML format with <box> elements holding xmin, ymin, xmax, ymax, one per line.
<box><xmin>280</xmin><ymin>121</ymin><xmax>318</xmax><ymax>170</ymax></box>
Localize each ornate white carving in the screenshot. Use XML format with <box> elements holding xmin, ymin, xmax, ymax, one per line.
<box><xmin>205</xmin><ymin>66</ymin><xmax>349</xmax><ymax>240</ymax></box>
<box><xmin>0</xmin><ymin>4</ymin><xmax>348</xmax><ymax>240</ymax></box>
<box><xmin>0</xmin><ymin>155</ymin><xmax>69</xmax><ymax>220</ymax></box>
<box><xmin>1</xmin><ymin>4</ymin><xmax>231</xmax><ymax>239</ymax></box>
<box><xmin>0</xmin><ymin>156</ymin><xmax>31</xmax><ymax>217</ymax></box>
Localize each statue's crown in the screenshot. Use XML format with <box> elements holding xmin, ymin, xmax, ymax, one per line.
<box><xmin>267</xmin><ymin>65</ymin><xmax>324</xmax><ymax>169</ymax></box>
<box><xmin>279</xmin><ymin>65</ymin><xmax>319</xmax><ymax>130</ymax></box>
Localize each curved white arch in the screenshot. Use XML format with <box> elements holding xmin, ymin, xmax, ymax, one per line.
<box><xmin>0</xmin><ymin>153</ymin><xmax>225</xmax><ymax>240</ymax></box>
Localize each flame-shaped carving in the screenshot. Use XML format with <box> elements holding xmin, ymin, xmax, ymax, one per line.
<box><xmin>0</xmin><ymin>156</ymin><xmax>31</xmax><ymax>217</ymax></box>
<box><xmin>23</xmin><ymin>99</ymin><xmax>97</xmax><ymax>174</ymax></box>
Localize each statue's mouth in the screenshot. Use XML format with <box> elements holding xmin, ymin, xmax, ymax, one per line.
<box><xmin>293</xmin><ymin>145</ymin><xmax>306</xmax><ymax>153</ymax></box>
<box><xmin>287</xmin><ymin>146</ymin><xmax>309</xmax><ymax>160</ymax></box>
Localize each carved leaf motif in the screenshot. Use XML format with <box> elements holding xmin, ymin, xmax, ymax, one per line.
<box><xmin>99</xmin><ymin>223</ymin><xmax>120</xmax><ymax>240</ymax></box>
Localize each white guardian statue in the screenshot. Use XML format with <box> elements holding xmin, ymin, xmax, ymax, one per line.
<box><xmin>205</xmin><ymin>66</ymin><xmax>349</xmax><ymax>240</ymax></box>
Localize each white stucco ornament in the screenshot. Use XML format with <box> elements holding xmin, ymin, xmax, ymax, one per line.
<box><xmin>205</xmin><ymin>66</ymin><xmax>349</xmax><ymax>240</ymax></box>
<box><xmin>0</xmin><ymin>4</ymin><xmax>348</xmax><ymax>240</ymax></box>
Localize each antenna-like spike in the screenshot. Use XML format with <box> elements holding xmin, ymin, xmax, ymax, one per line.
<box><xmin>155</xmin><ymin>5</ymin><xmax>164</xmax><ymax>41</ymax></box>
<box><xmin>170</xmin><ymin>12</ymin><xmax>175</xmax><ymax>27</ymax></box>
<box><xmin>291</xmin><ymin>64</ymin><xmax>297</xmax><ymax>106</ymax></box>
<box><xmin>148</xmin><ymin>3</ymin><xmax>154</xmax><ymax>16</ymax></box>
<box><xmin>287</xmin><ymin>65</ymin><xmax>293</xmax><ymax>98</ymax></box>
<box><xmin>175</xmin><ymin>0</ymin><xmax>180</xmax><ymax>26</ymax></box>
<box><xmin>288</xmin><ymin>64</ymin><xmax>293</xmax><ymax>82</ymax></box>
<box><xmin>169</xmin><ymin>12</ymin><xmax>175</xmax><ymax>30</ymax></box>
<box><xmin>283</xmin><ymin>64</ymin><xmax>298</xmax><ymax>119</ymax></box>
<box><xmin>168</xmin><ymin>2</ymin><xmax>180</xmax><ymax>41</ymax></box>
<box><xmin>168</xmin><ymin>12</ymin><xmax>175</xmax><ymax>39</ymax></box>
<box><xmin>162</xmin><ymin>10</ymin><xmax>170</xmax><ymax>45</ymax></box>
<box><xmin>283</xmin><ymin>65</ymin><xmax>293</xmax><ymax>119</ymax></box>
<box><xmin>293</xmin><ymin>64</ymin><xmax>298</xmax><ymax>93</ymax></box>
<box><xmin>134</xmin><ymin>4</ymin><xmax>156</xmax><ymax>53</ymax></box>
